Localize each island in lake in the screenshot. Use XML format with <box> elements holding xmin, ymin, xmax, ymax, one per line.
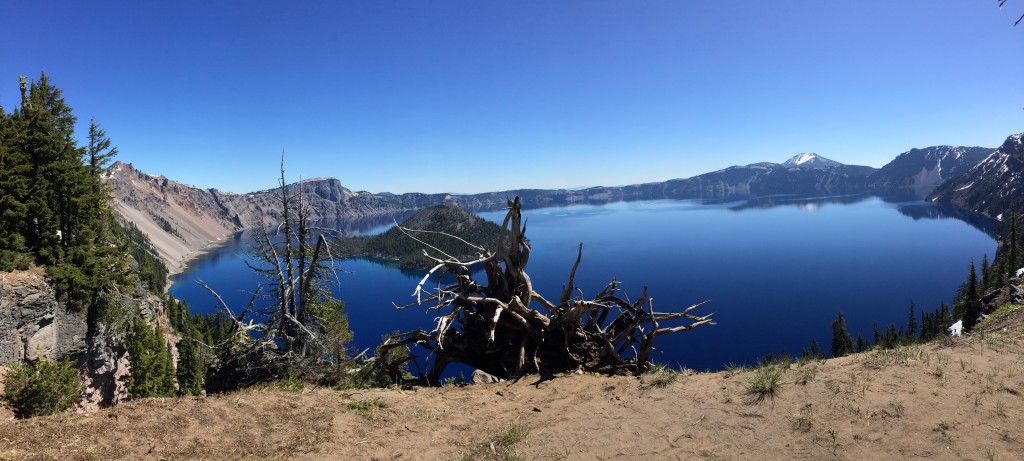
<box><xmin>331</xmin><ymin>204</ymin><xmax>502</xmax><ymax>270</ymax></box>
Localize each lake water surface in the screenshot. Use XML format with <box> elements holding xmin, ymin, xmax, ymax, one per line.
<box><xmin>169</xmin><ymin>195</ymin><xmax>995</xmax><ymax>372</ymax></box>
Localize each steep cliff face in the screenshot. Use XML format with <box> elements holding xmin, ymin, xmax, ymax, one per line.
<box><xmin>0</xmin><ymin>270</ymin><xmax>87</xmax><ymax>365</ymax></box>
<box><xmin>106</xmin><ymin>162</ymin><xmax>241</xmax><ymax>273</ymax></box>
<box><xmin>0</xmin><ymin>268</ymin><xmax>177</xmax><ymax>409</ymax></box>
<box><xmin>871</xmin><ymin>146</ymin><xmax>995</xmax><ymax>196</ymax></box>
<box><xmin>930</xmin><ymin>134</ymin><xmax>1024</xmax><ymax>219</ymax></box>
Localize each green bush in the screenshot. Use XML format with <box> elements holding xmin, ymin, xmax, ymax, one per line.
<box><xmin>745</xmin><ymin>364</ymin><xmax>783</xmax><ymax>404</ymax></box>
<box><xmin>3</xmin><ymin>357</ymin><xmax>85</xmax><ymax>418</ymax></box>
<box><xmin>279</xmin><ymin>368</ymin><xmax>305</xmax><ymax>393</ymax></box>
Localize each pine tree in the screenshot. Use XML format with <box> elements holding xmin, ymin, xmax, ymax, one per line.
<box><xmin>995</xmin><ymin>257</ymin><xmax>1007</xmax><ymax>288</ymax></box>
<box><xmin>831</xmin><ymin>310</ymin><xmax>855</xmax><ymax>358</ymax></box>
<box><xmin>126</xmin><ymin>319</ymin><xmax>176</xmax><ymax>398</ymax></box>
<box><xmin>806</xmin><ymin>337</ymin><xmax>822</xmax><ymax>359</ymax></box>
<box><xmin>964</xmin><ymin>259</ymin><xmax>982</xmax><ymax>332</ymax></box>
<box><xmin>1010</xmin><ymin>212</ymin><xmax>1021</xmax><ymax>278</ymax></box>
<box><xmin>882</xmin><ymin>324</ymin><xmax>899</xmax><ymax>349</ymax></box>
<box><xmin>0</xmin><ymin>102</ymin><xmax>33</xmax><ymax>270</ymax></box>
<box><xmin>906</xmin><ymin>300</ymin><xmax>917</xmax><ymax>341</ymax></box>
<box><xmin>18</xmin><ymin>72</ymin><xmax>82</xmax><ymax>266</ymax></box>
<box><xmin>855</xmin><ymin>334</ymin><xmax>867</xmax><ymax>353</ymax></box>
<box><xmin>5</xmin><ymin>73</ymin><xmax>128</xmax><ymax>310</ymax></box>
<box><xmin>160</xmin><ymin>343</ymin><xmax>177</xmax><ymax>395</ymax></box>
<box><xmin>939</xmin><ymin>302</ymin><xmax>952</xmax><ymax>332</ymax></box>
<box><xmin>920</xmin><ymin>310</ymin><xmax>935</xmax><ymax>341</ymax></box>
<box><xmin>175</xmin><ymin>329</ymin><xmax>205</xmax><ymax>396</ymax></box>
<box><xmin>981</xmin><ymin>254</ymin><xmax>991</xmax><ymax>290</ymax></box>
<box><xmin>85</xmin><ymin>118</ymin><xmax>117</xmax><ymax>188</ymax></box>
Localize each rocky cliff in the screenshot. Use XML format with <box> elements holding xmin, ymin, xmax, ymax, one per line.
<box><xmin>0</xmin><ymin>270</ymin><xmax>87</xmax><ymax>365</ymax></box>
<box><xmin>105</xmin><ymin>162</ymin><xmax>242</xmax><ymax>273</ymax></box>
<box><xmin>0</xmin><ymin>269</ymin><xmax>176</xmax><ymax>409</ymax></box>
<box><xmin>930</xmin><ymin>133</ymin><xmax>1024</xmax><ymax>219</ymax></box>
<box><xmin>871</xmin><ymin>146</ymin><xmax>995</xmax><ymax>197</ymax></box>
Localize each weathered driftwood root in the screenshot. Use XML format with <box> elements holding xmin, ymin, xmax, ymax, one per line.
<box><xmin>382</xmin><ymin>196</ymin><xmax>714</xmax><ymax>383</ymax></box>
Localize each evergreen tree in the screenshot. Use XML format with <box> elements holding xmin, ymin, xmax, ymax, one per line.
<box><xmin>920</xmin><ymin>310</ymin><xmax>935</xmax><ymax>342</ymax></box>
<box><xmin>160</xmin><ymin>343</ymin><xmax>176</xmax><ymax>394</ymax></box>
<box><xmin>831</xmin><ymin>310</ymin><xmax>855</xmax><ymax>357</ymax></box>
<box><xmin>85</xmin><ymin>119</ymin><xmax>117</xmax><ymax>189</ymax></box>
<box><xmin>0</xmin><ymin>102</ymin><xmax>33</xmax><ymax>270</ymax></box>
<box><xmin>125</xmin><ymin>319</ymin><xmax>176</xmax><ymax>398</ymax></box>
<box><xmin>963</xmin><ymin>259</ymin><xmax>982</xmax><ymax>332</ymax></box>
<box><xmin>995</xmin><ymin>256</ymin><xmax>1007</xmax><ymax>288</ymax></box>
<box><xmin>804</xmin><ymin>337</ymin><xmax>822</xmax><ymax>359</ymax></box>
<box><xmin>1</xmin><ymin>74</ymin><xmax>129</xmax><ymax>312</ymax></box>
<box><xmin>939</xmin><ymin>302</ymin><xmax>952</xmax><ymax>332</ymax></box>
<box><xmin>175</xmin><ymin>331</ymin><xmax>205</xmax><ymax>396</ymax></box>
<box><xmin>881</xmin><ymin>323</ymin><xmax>900</xmax><ymax>349</ymax></box>
<box><xmin>906</xmin><ymin>299</ymin><xmax>917</xmax><ymax>341</ymax></box>
<box><xmin>1010</xmin><ymin>212</ymin><xmax>1021</xmax><ymax>277</ymax></box>
<box><xmin>806</xmin><ymin>336</ymin><xmax>823</xmax><ymax>358</ymax></box>
<box><xmin>18</xmin><ymin>72</ymin><xmax>82</xmax><ymax>266</ymax></box>
<box><xmin>981</xmin><ymin>254</ymin><xmax>991</xmax><ymax>290</ymax></box>
<box><xmin>855</xmin><ymin>334</ymin><xmax>867</xmax><ymax>353</ymax></box>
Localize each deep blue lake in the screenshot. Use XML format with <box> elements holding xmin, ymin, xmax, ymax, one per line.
<box><xmin>169</xmin><ymin>195</ymin><xmax>995</xmax><ymax>372</ymax></box>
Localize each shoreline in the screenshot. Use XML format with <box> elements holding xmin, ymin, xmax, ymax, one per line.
<box><xmin>162</xmin><ymin>232</ymin><xmax>241</xmax><ymax>295</ymax></box>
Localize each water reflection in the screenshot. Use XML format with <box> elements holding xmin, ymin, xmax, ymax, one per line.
<box><xmin>893</xmin><ymin>202</ymin><xmax>998</xmax><ymax>236</ymax></box>
<box><xmin>170</xmin><ymin>195</ymin><xmax>997</xmax><ymax>373</ymax></box>
<box><xmin>726</xmin><ymin>194</ymin><xmax>871</xmax><ymax>212</ymax></box>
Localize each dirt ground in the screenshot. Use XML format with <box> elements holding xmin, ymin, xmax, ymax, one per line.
<box><xmin>2</xmin><ymin>311</ymin><xmax>1023</xmax><ymax>461</ymax></box>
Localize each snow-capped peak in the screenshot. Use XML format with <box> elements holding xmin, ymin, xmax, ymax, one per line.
<box><xmin>782</xmin><ymin>153</ymin><xmax>842</xmax><ymax>169</ymax></box>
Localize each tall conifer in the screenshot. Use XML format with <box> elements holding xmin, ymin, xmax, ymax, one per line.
<box><xmin>963</xmin><ymin>259</ymin><xmax>982</xmax><ymax>332</ymax></box>
<box><xmin>980</xmin><ymin>254</ymin><xmax>990</xmax><ymax>290</ymax></box>
<box><xmin>0</xmin><ymin>104</ymin><xmax>33</xmax><ymax>269</ymax></box>
<box><xmin>831</xmin><ymin>310</ymin><xmax>855</xmax><ymax>357</ymax></box>
<box><xmin>1010</xmin><ymin>212</ymin><xmax>1021</xmax><ymax>277</ymax></box>
<box><xmin>906</xmin><ymin>300</ymin><xmax>917</xmax><ymax>340</ymax></box>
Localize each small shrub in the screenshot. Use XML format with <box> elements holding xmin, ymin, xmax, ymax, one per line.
<box><xmin>494</xmin><ymin>423</ymin><xmax>530</xmax><ymax>448</ymax></box>
<box><xmin>3</xmin><ymin>357</ymin><xmax>85</xmax><ymax>418</ymax></box>
<box><xmin>346</xmin><ymin>398</ymin><xmax>387</xmax><ymax>418</ymax></box>
<box><xmin>746</xmin><ymin>364</ymin><xmax>782</xmax><ymax>403</ymax></box>
<box><xmin>279</xmin><ymin>369</ymin><xmax>305</xmax><ymax>393</ymax></box>
<box><xmin>643</xmin><ymin>364</ymin><xmax>679</xmax><ymax>388</ymax></box>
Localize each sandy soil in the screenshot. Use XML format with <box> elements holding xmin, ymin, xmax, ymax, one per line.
<box><xmin>2</xmin><ymin>311</ymin><xmax>1023</xmax><ymax>461</ymax></box>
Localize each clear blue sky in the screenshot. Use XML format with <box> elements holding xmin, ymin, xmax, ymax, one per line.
<box><xmin>1</xmin><ymin>1</ymin><xmax>1022</xmax><ymax>194</ymax></box>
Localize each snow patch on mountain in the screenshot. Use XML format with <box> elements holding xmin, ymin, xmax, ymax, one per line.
<box><xmin>782</xmin><ymin>153</ymin><xmax>842</xmax><ymax>169</ymax></box>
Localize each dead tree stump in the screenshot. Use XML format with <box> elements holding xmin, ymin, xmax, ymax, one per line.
<box><xmin>381</xmin><ymin>197</ymin><xmax>715</xmax><ymax>383</ymax></box>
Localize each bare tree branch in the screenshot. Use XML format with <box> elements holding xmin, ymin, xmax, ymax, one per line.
<box><xmin>385</xmin><ymin>196</ymin><xmax>715</xmax><ymax>383</ymax></box>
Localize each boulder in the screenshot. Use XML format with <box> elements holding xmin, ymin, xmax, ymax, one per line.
<box><xmin>471</xmin><ymin>369</ymin><xmax>500</xmax><ymax>384</ymax></box>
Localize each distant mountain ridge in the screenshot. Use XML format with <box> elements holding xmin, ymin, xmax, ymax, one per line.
<box><xmin>106</xmin><ymin>141</ymin><xmax>999</xmax><ymax>272</ymax></box>
<box><xmin>929</xmin><ymin>133</ymin><xmax>1024</xmax><ymax>219</ymax></box>
<box><xmin>870</xmin><ymin>146</ymin><xmax>996</xmax><ymax>196</ymax></box>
